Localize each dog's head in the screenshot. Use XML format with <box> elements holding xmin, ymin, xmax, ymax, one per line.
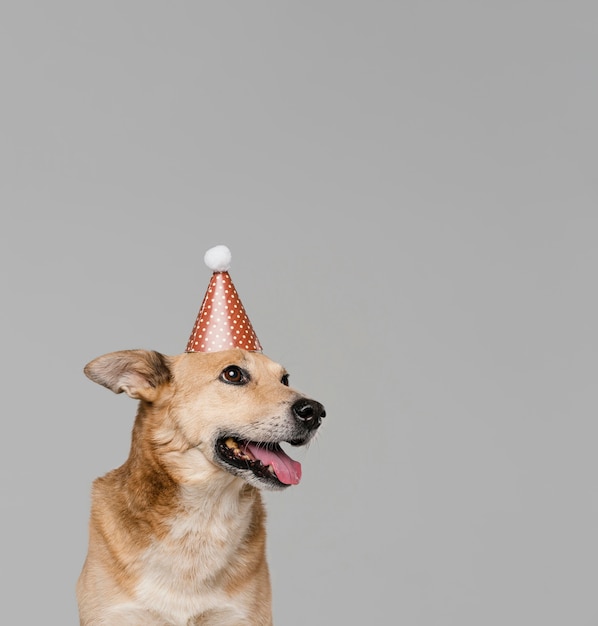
<box><xmin>84</xmin><ymin>348</ymin><xmax>325</xmax><ymax>491</ymax></box>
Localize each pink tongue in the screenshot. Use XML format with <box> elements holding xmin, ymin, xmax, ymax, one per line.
<box><xmin>245</xmin><ymin>443</ymin><xmax>302</xmax><ymax>485</ymax></box>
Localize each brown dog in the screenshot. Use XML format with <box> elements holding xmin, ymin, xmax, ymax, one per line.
<box><xmin>77</xmin><ymin>348</ymin><xmax>325</xmax><ymax>625</ymax></box>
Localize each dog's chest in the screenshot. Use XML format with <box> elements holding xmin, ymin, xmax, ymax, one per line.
<box><xmin>134</xmin><ymin>489</ymin><xmax>256</xmax><ymax>624</ymax></box>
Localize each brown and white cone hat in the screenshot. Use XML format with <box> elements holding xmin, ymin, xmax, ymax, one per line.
<box><xmin>185</xmin><ymin>245</ymin><xmax>262</xmax><ymax>353</ymax></box>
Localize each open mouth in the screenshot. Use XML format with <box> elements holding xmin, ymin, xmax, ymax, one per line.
<box><xmin>216</xmin><ymin>436</ymin><xmax>303</xmax><ymax>487</ymax></box>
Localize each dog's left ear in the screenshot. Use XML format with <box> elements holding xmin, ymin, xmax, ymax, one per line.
<box><xmin>84</xmin><ymin>350</ymin><xmax>172</xmax><ymax>401</ymax></box>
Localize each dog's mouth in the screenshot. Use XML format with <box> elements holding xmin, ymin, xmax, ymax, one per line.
<box><xmin>216</xmin><ymin>436</ymin><xmax>303</xmax><ymax>488</ymax></box>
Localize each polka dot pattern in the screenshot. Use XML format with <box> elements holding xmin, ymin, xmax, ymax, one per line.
<box><xmin>186</xmin><ymin>271</ymin><xmax>262</xmax><ymax>353</ymax></box>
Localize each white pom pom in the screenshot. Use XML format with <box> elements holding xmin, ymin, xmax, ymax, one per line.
<box><xmin>204</xmin><ymin>245</ymin><xmax>232</xmax><ymax>272</ymax></box>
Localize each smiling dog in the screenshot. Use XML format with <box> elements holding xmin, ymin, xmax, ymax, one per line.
<box><xmin>77</xmin><ymin>247</ymin><xmax>325</xmax><ymax>625</ymax></box>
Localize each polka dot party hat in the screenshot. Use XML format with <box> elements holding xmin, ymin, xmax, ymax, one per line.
<box><xmin>185</xmin><ymin>245</ymin><xmax>263</xmax><ymax>353</ymax></box>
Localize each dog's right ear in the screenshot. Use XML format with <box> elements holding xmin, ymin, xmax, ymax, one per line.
<box><xmin>84</xmin><ymin>350</ymin><xmax>172</xmax><ymax>401</ymax></box>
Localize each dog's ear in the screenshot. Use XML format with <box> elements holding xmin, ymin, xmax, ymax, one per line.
<box><xmin>84</xmin><ymin>350</ymin><xmax>172</xmax><ymax>401</ymax></box>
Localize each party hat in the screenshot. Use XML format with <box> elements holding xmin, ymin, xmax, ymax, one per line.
<box><xmin>185</xmin><ymin>245</ymin><xmax>262</xmax><ymax>353</ymax></box>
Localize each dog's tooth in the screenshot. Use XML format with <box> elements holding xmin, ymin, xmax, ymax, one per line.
<box><xmin>225</xmin><ymin>438</ymin><xmax>239</xmax><ymax>449</ymax></box>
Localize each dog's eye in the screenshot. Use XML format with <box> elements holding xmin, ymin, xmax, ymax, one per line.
<box><xmin>281</xmin><ymin>374</ymin><xmax>289</xmax><ymax>386</ymax></box>
<box><xmin>220</xmin><ymin>366</ymin><xmax>249</xmax><ymax>385</ymax></box>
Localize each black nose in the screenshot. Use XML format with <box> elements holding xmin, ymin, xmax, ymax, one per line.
<box><xmin>292</xmin><ymin>398</ymin><xmax>326</xmax><ymax>431</ymax></box>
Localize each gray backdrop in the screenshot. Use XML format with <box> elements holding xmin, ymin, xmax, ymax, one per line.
<box><xmin>1</xmin><ymin>2</ymin><xmax>597</xmax><ymax>625</ymax></box>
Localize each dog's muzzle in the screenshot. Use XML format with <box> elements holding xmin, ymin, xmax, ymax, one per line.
<box><xmin>215</xmin><ymin>397</ymin><xmax>326</xmax><ymax>489</ymax></box>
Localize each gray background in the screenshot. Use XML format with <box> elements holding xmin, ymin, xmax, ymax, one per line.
<box><xmin>1</xmin><ymin>2</ymin><xmax>597</xmax><ymax>625</ymax></box>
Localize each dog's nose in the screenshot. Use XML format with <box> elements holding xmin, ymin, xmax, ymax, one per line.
<box><xmin>292</xmin><ymin>398</ymin><xmax>326</xmax><ymax>431</ymax></box>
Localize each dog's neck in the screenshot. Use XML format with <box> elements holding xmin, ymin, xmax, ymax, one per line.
<box><xmin>119</xmin><ymin>404</ymin><xmax>263</xmax><ymax>540</ymax></box>
<box><xmin>175</xmin><ymin>481</ymin><xmax>262</xmax><ymax>542</ymax></box>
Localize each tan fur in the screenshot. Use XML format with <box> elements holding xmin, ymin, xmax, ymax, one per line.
<box><xmin>77</xmin><ymin>348</ymin><xmax>324</xmax><ymax>626</ymax></box>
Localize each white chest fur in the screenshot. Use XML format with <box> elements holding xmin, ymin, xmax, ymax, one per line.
<box><xmin>134</xmin><ymin>484</ymin><xmax>257</xmax><ymax>625</ymax></box>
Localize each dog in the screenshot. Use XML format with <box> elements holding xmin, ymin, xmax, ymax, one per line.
<box><xmin>77</xmin><ymin>347</ymin><xmax>325</xmax><ymax>625</ymax></box>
